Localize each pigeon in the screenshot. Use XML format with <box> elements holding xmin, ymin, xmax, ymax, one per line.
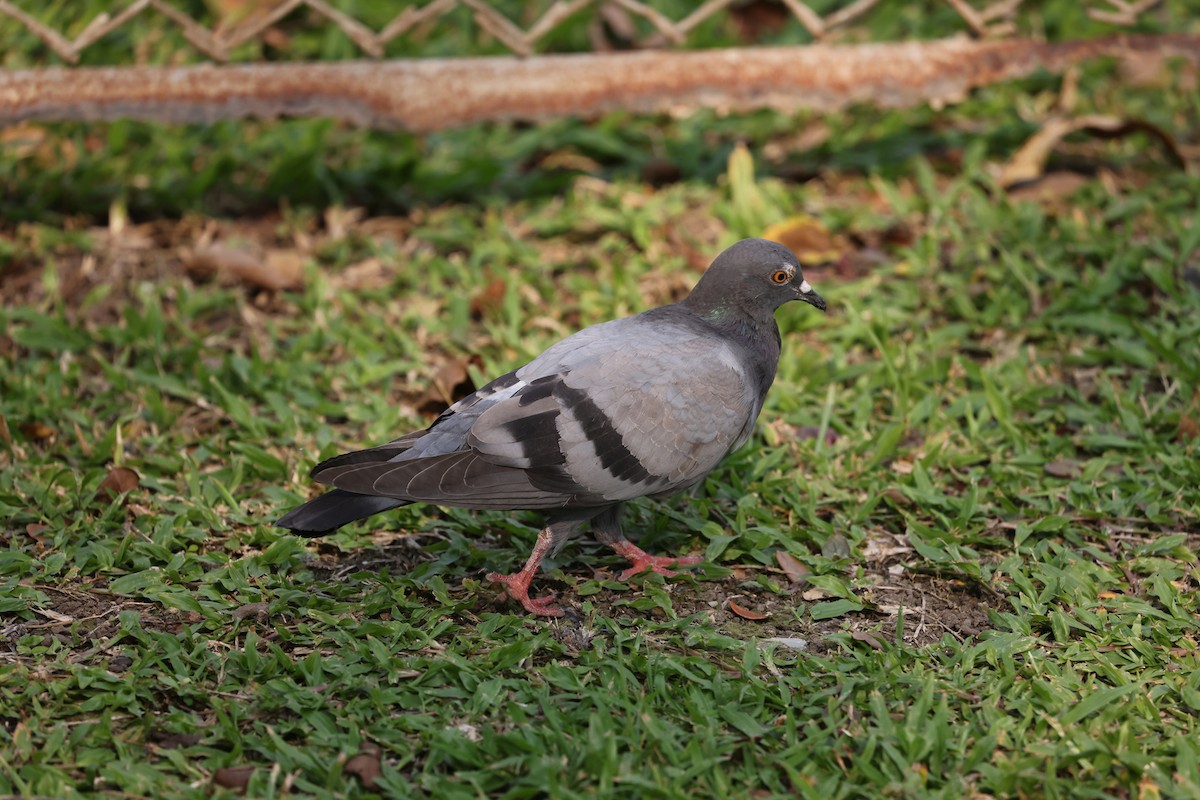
<box><xmin>277</xmin><ymin>238</ymin><xmax>827</xmax><ymax>616</ymax></box>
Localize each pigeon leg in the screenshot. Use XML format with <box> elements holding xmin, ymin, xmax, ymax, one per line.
<box><xmin>607</xmin><ymin>540</ymin><xmax>704</xmax><ymax>582</ymax></box>
<box><xmin>487</xmin><ymin>521</ymin><xmax>580</xmax><ymax>617</ymax></box>
<box><xmin>591</xmin><ymin>505</ymin><xmax>703</xmax><ymax>582</ymax></box>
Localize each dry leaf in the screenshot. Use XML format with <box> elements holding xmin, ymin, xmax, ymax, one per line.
<box><xmin>1044</xmin><ymin>459</ymin><xmax>1081</xmax><ymax>479</ymax></box>
<box><xmin>97</xmin><ymin>466</ymin><xmax>140</xmax><ymax>500</ymax></box>
<box><xmin>0</xmin><ymin>122</ymin><xmax>48</xmax><ymax>158</ymax></box>
<box><xmin>453</xmin><ymin>723</ymin><xmax>482</xmax><ymax>742</ymax></box>
<box><xmin>640</xmin><ymin>157</ymin><xmax>682</xmax><ymax>186</ymax></box>
<box><xmin>762</xmin><ymin>215</ymin><xmax>842</xmax><ymax>265</ymax></box>
<box><xmin>20</xmin><ymin>421</ymin><xmax>55</xmax><ymax>442</ymax></box>
<box><xmin>416</xmin><ymin>358</ymin><xmax>478</xmax><ymax>416</ymax></box>
<box><xmin>1000</xmin><ymin>115</ymin><xmax>1185</xmax><ymax>188</ymax></box>
<box><xmin>1118</xmin><ymin>50</ymin><xmax>1177</xmax><ymax>89</ymax></box>
<box><xmin>539</xmin><ymin>150</ymin><xmax>602</xmax><ymax>173</ymax></box>
<box><xmin>0</xmin><ymin>413</ymin><xmax>10</xmax><ymax>447</ymax></box>
<box><xmin>344</xmin><ymin>743</ymin><xmax>382</xmax><ymax>789</ymax></box>
<box><xmin>1178</xmin><ymin>415</ymin><xmax>1198</xmax><ymax>442</ymax></box>
<box><xmin>470</xmin><ymin>277</ymin><xmax>508</xmax><ymax>318</ymax></box>
<box><xmin>208</xmin><ymin>0</ymin><xmax>289</xmax><ymax>29</ymax></box>
<box><xmin>851</xmin><ymin>630</ymin><xmax>885</xmax><ymax>650</ymax></box>
<box><xmin>259</xmin><ymin>249</ymin><xmax>305</xmax><ymax>291</ymax></box>
<box><xmin>185</xmin><ymin>244</ymin><xmax>304</xmax><ymax>291</ymax></box>
<box><xmin>324</xmin><ymin>205</ymin><xmax>365</xmax><ymax>240</ymax></box>
<box><xmin>880</xmin><ymin>221</ymin><xmax>916</xmax><ymax>248</ymax></box>
<box><xmin>153</xmin><ymin>732</ymin><xmax>203</xmax><ymax>749</ymax></box>
<box><xmin>729</xmin><ymin>601</ymin><xmax>769</xmax><ymax>621</ymax></box>
<box><xmin>1006</xmin><ymin>171</ymin><xmax>1092</xmax><ymax>204</ymax></box>
<box><xmin>231</xmin><ymin>602</ymin><xmax>269</xmax><ymax>622</ymax></box>
<box><xmin>1</xmin><ymin>122</ymin><xmax>77</xmax><ymax>167</ymax></box>
<box><xmin>337</xmin><ymin>257</ymin><xmax>390</xmax><ymax>291</ymax></box>
<box><xmin>185</xmin><ymin>244</ymin><xmax>250</xmax><ymax>280</ymax></box>
<box><xmin>794</xmin><ymin>425</ymin><xmax>840</xmax><ymax>445</ymax></box>
<box><xmin>213</xmin><ymin>765</ymin><xmax>255</xmax><ymax>792</ymax></box>
<box><xmin>1057</xmin><ymin>65</ymin><xmax>1080</xmax><ymax>114</ymax></box>
<box><xmin>802</xmin><ymin>587</ymin><xmax>831</xmax><ymax>601</ymax></box>
<box><xmin>774</xmin><ymin>551</ymin><xmax>810</xmax><ymax>585</ymax></box>
<box><xmin>729</xmin><ymin>0</ymin><xmax>791</xmax><ymax>42</ymax></box>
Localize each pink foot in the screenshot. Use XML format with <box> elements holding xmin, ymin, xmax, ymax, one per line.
<box><xmin>487</xmin><ymin>571</ymin><xmax>566</xmax><ymax>617</ymax></box>
<box><xmin>618</xmin><ymin>555</ymin><xmax>703</xmax><ymax>582</ymax></box>
<box><xmin>608</xmin><ymin>541</ymin><xmax>704</xmax><ymax>582</ymax></box>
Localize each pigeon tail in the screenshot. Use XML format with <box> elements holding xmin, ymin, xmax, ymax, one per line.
<box><xmin>277</xmin><ymin>489</ymin><xmax>410</xmax><ymax>535</ymax></box>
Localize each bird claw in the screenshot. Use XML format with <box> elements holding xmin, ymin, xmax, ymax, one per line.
<box><xmin>486</xmin><ymin>571</ymin><xmax>566</xmax><ymax>617</ymax></box>
<box><xmin>618</xmin><ymin>554</ymin><xmax>703</xmax><ymax>582</ymax></box>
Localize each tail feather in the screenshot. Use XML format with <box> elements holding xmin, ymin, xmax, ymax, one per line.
<box><xmin>277</xmin><ymin>489</ymin><xmax>410</xmax><ymax>535</ymax></box>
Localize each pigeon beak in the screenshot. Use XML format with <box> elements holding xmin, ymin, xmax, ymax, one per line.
<box><xmin>795</xmin><ymin>279</ymin><xmax>827</xmax><ymax>312</ymax></box>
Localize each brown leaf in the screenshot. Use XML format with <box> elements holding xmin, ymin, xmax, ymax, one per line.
<box><xmin>19</xmin><ymin>421</ymin><xmax>55</xmax><ymax>442</ymax></box>
<box><xmin>337</xmin><ymin>257</ymin><xmax>390</xmax><ymax>291</ymax></box>
<box><xmin>640</xmin><ymin>157</ymin><xmax>682</xmax><ymax>186</ymax></box>
<box><xmin>185</xmin><ymin>244</ymin><xmax>304</xmax><ymax>291</ymax></box>
<box><xmin>0</xmin><ymin>413</ymin><xmax>10</xmax><ymax>446</ymax></box>
<box><xmin>231</xmin><ymin>602</ymin><xmax>269</xmax><ymax>622</ymax></box>
<box><xmin>184</xmin><ymin>243</ymin><xmax>247</xmax><ymax>280</ymax></box>
<box><xmin>416</xmin><ymin>358</ymin><xmax>478</xmax><ymax>416</ymax></box>
<box><xmin>1178</xmin><ymin>415</ymin><xmax>1199</xmax><ymax>442</ymax></box>
<box><xmin>97</xmin><ymin>466</ymin><xmax>140</xmax><ymax>500</ymax></box>
<box><xmin>323</xmin><ymin>205</ymin><xmax>365</xmax><ymax>240</ymax></box>
<box><xmin>209</xmin><ymin>0</ymin><xmax>290</xmax><ymax>30</ymax></box>
<box><xmin>0</xmin><ymin>122</ymin><xmax>48</xmax><ymax>158</ymax></box>
<box><xmin>153</xmin><ymin>731</ymin><xmax>203</xmax><ymax>749</ymax></box>
<box><xmin>213</xmin><ymin>765</ymin><xmax>255</xmax><ymax>792</ymax></box>
<box><xmin>729</xmin><ymin>0</ymin><xmax>790</xmax><ymax>42</ymax></box>
<box><xmin>1005</xmin><ymin>171</ymin><xmax>1092</xmax><ymax>204</ymax></box>
<box><xmin>344</xmin><ymin>743</ymin><xmax>382</xmax><ymax>789</ymax></box>
<box><xmin>794</xmin><ymin>425</ymin><xmax>840</xmax><ymax>445</ymax></box>
<box><xmin>1044</xmin><ymin>459</ymin><xmax>1081</xmax><ymax>479</ymax></box>
<box><xmin>762</xmin><ymin>215</ymin><xmax>842</xmax><ymax>266</ymax></box>
<box><xmin>1000</xmin><ymin>115</ymin><xmax>1185</xmax><ymax>188</ymax></box>
<box><xmin>729</xmin><ymin>601</ymin><xmax>769</xmax><ymax>621</ymax></box>
<box><xmin>827</xmin><ymin>249</ymin><xmax>884</xmax><ymax>281</ymax></box>
<box><xmin>469</xmin><ymin>276</ymin><xmax>508</xmax><ymax>318</ymax></box>
<box><xmin>1118</xmin><ymin>50</ymin><xmax>1179</xmax><ymax>89</ymax></box>
<box><xmin>881</xmin><ymin>221</ymin><xmax>916</xmax><ymax>248</ymax></box>
<box><xmin>851</xmin><ymin>630</ymin><xmax>885</xmax><ymax>650</ymax></box>
<box><xmin>774</xmin><ymin>551</ymin><xmax>810</xmax><ymax>585</ymax></box>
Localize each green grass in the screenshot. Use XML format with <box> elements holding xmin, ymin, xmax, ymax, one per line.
<box><xmin>4</xmin><ymin>9</ymin><xmax>1200</xmax><ymax>797</ymax></box>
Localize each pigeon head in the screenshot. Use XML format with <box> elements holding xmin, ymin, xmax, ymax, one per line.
<box><xmin>683</xmin><ymin>238</ymin><xmax>827</xmax><ymax>317</ymax></box>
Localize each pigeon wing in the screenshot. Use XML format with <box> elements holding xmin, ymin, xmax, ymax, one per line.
<box><xmin>311</xmin><ymin>313</ymin><xmax>763</xmax><ymax>510</ymax></box>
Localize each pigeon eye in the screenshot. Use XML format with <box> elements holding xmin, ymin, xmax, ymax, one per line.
<box><xmin>771</xmin><ymin>269</ymin><xmax>791</xmax><ymax>285</ymax></box>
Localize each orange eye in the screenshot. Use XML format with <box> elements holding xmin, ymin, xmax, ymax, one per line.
<box><xmin>771</xmin><ymin>270</ymin><xmax>791</xmax><ymax>285</ymax></box>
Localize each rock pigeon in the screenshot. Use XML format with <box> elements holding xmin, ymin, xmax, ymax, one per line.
<box><xmin>277</xmin><ymin>238</ymin><xmax>827</xmax><ymax>616</ymax></box>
